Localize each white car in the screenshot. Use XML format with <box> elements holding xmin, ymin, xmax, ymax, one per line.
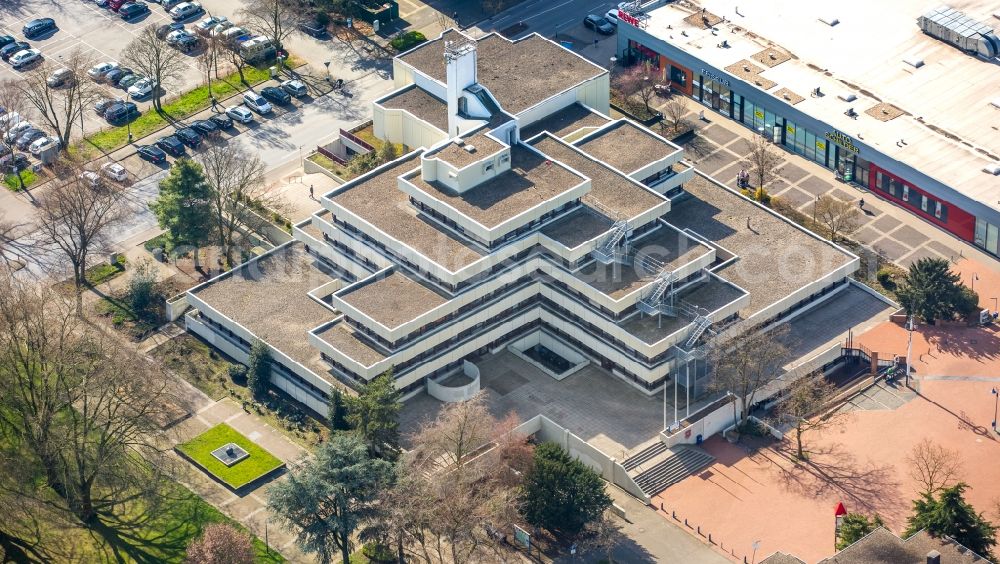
<box><xmin>128</xmin><ymin>78</ymin><xmax>155</xmax><ymax>98</ymax></box>
<box><xmin>0</xmin><ymin>112</ymin><xmax>21</xmax><ymax>131</ymax></box>
<box><xmin>79</xmin><ymin>170</ymin><xmax>101</xmax><ymax>187</ymax></box>
<box><xmin>170</xmin><ymin>2</ymin><xmax>202</xmax><ymax>21</ymax></box>
<box><xmin>224</xmin><ymin>105</ymin><xmax>254</xmax><ymax>123</ymax></box>
<box><xmin>210</xmin><ymin>21</ymin><xmax>234</xmax><ymax>37</ymax></box>
<box><xmin>166</xmin><ymin>29</ymin><xmax>197</xmax><ymax>45</ymax></box>
<box><xmin>29</xmin><ymin>136</ymin><xmax>60</xmax><ymax>156</ymax></box>
<box><xmin>605</xmin><ymin>9</ymin><xmax>619</xmax><ymax>25</ymax></box>
<box><xmin>241</xmin><ymin>92</ymin><xmax>272</xmax><ymax>114</ymax></box>
<box><xmin>195</xmin><ymin>15</ymin><xmax>225</xmax><ymax>35</ymax></box>
<box><xmin>88</xmin><ymin>61</ymin><xmax>119</xmax><ymax>80</ymax></box>
<box><xmin>10</xmin><ymin>49</ymin><xmax>42</xmax><ymax>69</ymax></box>
<box><xmin>101</xmin><ymin>162</ymin><xmax>128</xmax><ymax>182</ymax></box>
<box><xmin>220</xmin><ymin>27</ymin><xmax>247</xmax><ymax>41</ymax></box>
<box><xmin>4</xmin><ymin>120</ymin><xmax>33</xmax><ymax>143</ymax></box>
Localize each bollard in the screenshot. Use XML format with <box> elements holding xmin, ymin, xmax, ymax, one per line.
<box><xmin>697</xmin><ymin>525</ymin><xmax>701</xmax><ymax>535</ymax></box>
<box><xmin>672</xmin><ymin>510</ymin><xmax>676</xmax><ymax>519</ymax></box>
<box><xmin>684</xmin><ymin>518</ymin><xmax>688</xmax><ymax>527</ymax></box>
<box><xmin>660</xmin><ymin>502</ymin><xmax>664</xmax><ymax>511</ymax></box>
<box><xmin>709</xmin><ymin>533</ymin><xmax>713</xmax><ymax>544</ymax></box>
<box><xmin>744</xmin><ymin>557</ymin><xmax>748</xmax><ymax>564</ymax></box>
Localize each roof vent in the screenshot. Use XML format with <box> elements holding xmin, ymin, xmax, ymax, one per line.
<box><xmin>463</xmin><ymin>144</ymin><xmax>477</xmax><ymax>153</ymax></box>
<box><xmin>453</xmin><ymin>137</ymin><xmax>465</xmax><ymax>146</ymax></box>
<box><xmin>838</xmin><ymin>93</ymin><xmax>857</xmax><ymax>102</ymax></box>
<box><xmin>903</xmin><ymin>56</ymin><xmax>925</xmax><ymax>68</ymax></box>
<box><xmin>990</xmin><ymin>98</ymin><xmax>1000</xmax><ymax>109</ymax></box>
<box><xmin>983</xmin><ymin>163</ymin><xmax>1000</xmax><ymax>175</ymax></box>
<box><xmin>819</xmin><ymin>15</ymin><xmax>840</xmax><ymax>26</ymax></box>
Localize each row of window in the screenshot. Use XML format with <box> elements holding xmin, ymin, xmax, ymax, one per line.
<box><xmin>873</xmin><ymin>171</ymin><xmax>948</xmax><ymax>221</ymax></box>
<box><xmin>975</xmin><ymin>218</ymin><xmax>1000</xmax><ymax>256</ymax></box>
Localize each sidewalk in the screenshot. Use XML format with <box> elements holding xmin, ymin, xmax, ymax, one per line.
<box><xmin>659</xmin><ymin>96</ymin><xmax>999</xmax><ymax>271</ymax></box>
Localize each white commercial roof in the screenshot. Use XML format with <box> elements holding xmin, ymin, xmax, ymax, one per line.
<box><xmin>642</xmin><ymin>0</ymin><xmax>1000</xmax><ymax>213</ymax></box>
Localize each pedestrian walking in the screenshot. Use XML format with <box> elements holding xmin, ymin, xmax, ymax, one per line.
<box><xmin>309</xmin><ymin>184</ymin><xmax>314</xmax><ymax>199</ymax></box>
<box><xmin>859</xmin><ymin>197</ymin><xmax>865</xmax><ymax>209</ymax></box>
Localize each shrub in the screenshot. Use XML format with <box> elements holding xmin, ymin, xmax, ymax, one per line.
<box><xmin>876</xmin><ymin>267</ymin><xmax>896</xmax><ymax>289</ymax></box>
<box><xmin>315</xmin><ymin>11</ymin><xmax>331</xmax><ymax>26</ymax></box>
<box><xmin>390</xmin><ymin>31</ymin><xmax>426</xmax><ymax>52</ymax></box>
<box><xmin>362</xmin><ymin>542</ymin><xmax>395</xmax><ymax>562</ymax></box>
<box><xmin>228</xmin><ymin>364</ymin><xmax>248</xmax><ymax>382</ymax></box>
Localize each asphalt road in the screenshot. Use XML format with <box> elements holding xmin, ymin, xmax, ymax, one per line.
<box><xmin>480</xmin><ymin>0</ymin><xmax>623</xmax><ymax>39</ymax></box>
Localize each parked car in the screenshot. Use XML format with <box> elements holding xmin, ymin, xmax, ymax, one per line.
<box><xmin>583</xmin><ymin>14</ymin><xmax>615</xmax><ymax>35</ymax></box>
<box><xmin>94</xmin><ymin>98</ymin><xmax>118</xmax><ymax>115</ymax></box>
<box><xmin>242</xmin><ymin>92</ymin><xmax>272</xmax><ymax>114</ymax></box>
<box><xmin>47</xmin><ymin>68</ymin><xmax>75</xmax><ymax>87</ymax></box>
<box><xmin>119</xmin><ymin>2</ymin><xmax>151</xmax><ymax>20</ymax></box>
<box><xmin>0</xmin><ymin>42</ymin><xmax>30</xmax><ymax>62</ymax></box>
<box><xmin>154</xmin><ymin>135</ymin><xmax>185</xmax><ymax>156</ymax></box>
<box><xmin>0</xmin><ymin>153</ymin><xmax>30</xmax><ymax>173</ymax></box>
<box><xmin>280</xmin><ymin>79</ymin><xmax>308</xmax><ymax>98</ymax></box>
<box><xmin>220</xmin><ymin>26</ymin><xmax>248</xmax><ymax>42</ymax></box>
<box><xmin>208</xmin><ymin>113</ymin><xmax>233</xmax><ymax>129</ymax></box>
<box><xmin>170</xmin><ymin>2</ymin><xmax>203</xmax><ymax>21</ymax></box>
<box><xmin>136</xmin><ymin>144</ymin><xmax>167</xmax><ymax>163</ymax></box>
<box><xmin>0</xmin><ymin>36</ymin><xmax>15</xmax><ymax>50</ymax></box>
<box><xmin>118</xmin><ymin>74</ymin><xmax>143</xmax><ymax>88</ymax></box>
<box><xmin>605</xmin><ymin>9</ymin><xmax>619</xmax><ymax>25</ymax></box>
<box><xmin>210</xmin><ymin>21</ymin><xmax>234</xmax><ymax>37</ymax></box>
<box><xmin>225</xmin><ymin>105</ymin><xmax>253</xmax><ymax>123</ymax></box>
<box><xmin>22</xmin><ymin>18</ymin><xmax>56</xmax><ymax>38</ymax></box>
<box><xmin>298</xmin><ymin>21</ymin><xmax>327</xmax><ymax>39</ymax></box>
<box><xmin>104</xmin><ymin>67</ymin><xmax>128</xmax><ymax>85</ymax></box>
<box><xmin>88</xmin><ymin>61</ymin><xmax>119</xmax><ymax>80</ymax></box>
<box><xmin>195</xmin><ymin>15</ymin><xmax>224</xmax><ymax>35</ymax></box>
<box><xmin>156</xmin><ymin>22</ymin><xmax>185</xmax><ymax>39</ymax></box>
<box><xmin>190</xmin><ymin>119</ymin><xmax>219</xmax><ymax>136</ymax></box>
<box><xmin>16</xmin><ymin>128</ymin><xmax>46</xmax><ymax>150</ymax></box>
<box><xmin>0</xmin><ymin>112</ymin><xmax>23</xmax><ymax>130</ymax></box>
<box><xmin>107</xmin><ymin>0</ymin><xmax>128</xmax><ymax>12</ymax></box>
<box><xmin>175</xmin><ymin>127</ymin><xmax>201</xmax><ymax>147</ymax></box>
<box><xmin>161</xmin><ymin>0</ymin><xmax>184</xmax><ymax>9</ymax></box>
<box><xmin>11</xmin><ymin>49</ymin><xmax>43</xmax><ymax>70</ymax></box>
<box><xmin>104</xmin><ymin>101</ymin><xmax>138</xmax><ymax>122</ymax></box>
<box><xmin>128</xmin><ymin>77</ymin><xmax>155</xmax><ymax>98</ymax></box>
<box><xmin>166</xmin><ymin>29</ymin><xmax>198</xmax><ymax>51</ymax></box>
<box><xmin>101</xmin><ymin>161</ymin><xmax>128</xmax><ymax>181</ymax></box>
<box><xmin>29</xmin><ymin>136</ymin><xmax>60</xmax><ymax>156</ymax></box>
<box><xmin>261</xmin><ymin>86</ymin><xmax>291</xmax><ymax>105</ymax></box>
<box><xmin>79</xmin><ymin>170</ymin><xmax>102</xmax><ymax>187</ymax></box>
<box><xmin>4</xmin><ymin>120</ymin><xmax>33</xmax><ymax>143</ymax></box>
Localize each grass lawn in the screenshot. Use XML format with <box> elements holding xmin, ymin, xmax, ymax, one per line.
<box><xmin>353</xmin><ymin>124</ymin><xmax>406</xmax><ymax>156</ymax></box>
<box><xmin>177</xmin><ymin>423</ymin><xmax>285</xmax><ymax>490</ymax></box>
<box><xmin>151</xmin><ymin>333</ymin><xmax>236</xmax><ymax>400</ymax></box>
<box><xmin>83</xmin><ymin>57</ymin><xmax>301</xmax><ymax>156</ymax></box>
<box><xmin>86</xmin><ymin>255</ymin><xmax>126</xmax><ymax>286</ymax></box>
<box><xmin>307</xmin><ymin>152</ymin><xmax>351</xmax><ymax>180</ymax></box>
<box><xmin>4</xmin><ymin>169</ymin><xmax>38</xmax><ymax>191</ymax></box>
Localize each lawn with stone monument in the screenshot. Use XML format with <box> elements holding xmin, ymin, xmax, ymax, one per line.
<box><xmin>177</xmin><ymin>423</ymin><xmax>285</xmax><ymax>490</ymax></box>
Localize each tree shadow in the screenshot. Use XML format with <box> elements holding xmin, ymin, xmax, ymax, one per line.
<box><xmin>923</xmin><ymin>324</ymin><xmax>1000</xmax><ymax>364</ymax></box>
<box><xmin>767</xmin><ymin>442</ymin><xmax>906</xmax><ymax>521</ymax></box>
<box><xmin>678</xmin><ymin>129</ymin><xmax>717</xmax><ymax>159</ymax></box>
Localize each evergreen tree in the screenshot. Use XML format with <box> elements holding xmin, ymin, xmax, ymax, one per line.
<box><xmin>246</xmin><ymin>340</ymin><xmax>270</xmax><ymax>401</ymax></box>
<box><xmin>836</xmin><ymin>512</ymin><xmax>884</xmax><ymax>550</ymax></box>
<box><xmin>897</xmin><ymin>258</ymin><xmax>980</xmax><ymax>323</ymax></box>
<box><xmin>267</xmin><ymin>434</ymin><xmax>394</xmax><ymax>564</ymax></box>
<box><xmin>150</xmin><ymin>158</ymin><xmax>213</xmax><ymax>250</ymax></box>
<box><xmin>327</xmin><ymin>388</ymin><xmax>350</xmax><ymax>431</ymax></box>
<box><xmin>521</xmin><ymin>442</ymin><xmax>612</xmax><ymax>537</ymax></box>
<box><xmin>346</xmin><ymin>369</ymin><xmax>401</xmax><ymax>460</ymax></box>
<box><xmin>905</xmin><ymin>483</ymin><xmax>996</xmax><ymax>559</ymax></box>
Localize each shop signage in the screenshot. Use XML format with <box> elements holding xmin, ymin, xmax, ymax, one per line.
<box><xmin>754</xmin><ymin>108</ymin><xmax>764</xmax><ymax>120</ymax></box>
<box><xmin>700</xmin><ymin>68</ymin><xmax>730</xmax><ymax>87</ymax></box>
<box><xmin>825</xmin><ymin>130</ymin><xmax>859</xmax><ymax>153</ymax></box>
<box><xmin>618</xmin><ymin>9</ymin><xmax>640</xmax><ymax>27</ymax></box>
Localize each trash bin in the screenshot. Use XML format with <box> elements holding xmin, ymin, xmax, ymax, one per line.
<box><xmin>696</xmin><ymin>434</ymin><xmax>703</xmax><ymax>445</ymax></box>
<box><xmin>269</xmin><ymin>66</ymin><xmax>278</xmax><ymax>79</ymax></box>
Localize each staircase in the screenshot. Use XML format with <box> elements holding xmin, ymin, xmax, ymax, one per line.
<box><xmin>592</xmin><ymin>219</ymin><xmax>629</xmax><ymax>264</ymax></box>
<box><xmin>622</xmin><ymin>440</ymin><xmax>668</xmax><ymax>471</ymax></box>
<box><xmin>630</xmin><ymin>446</ymin><xmax>716</xmax><ymax>497</ymax></box>
<box><xmin>683</xmin><ymin>315</ymin><xmax>712</xmax><ymax>349</ymax></box>
<box><xmin>637</xmin><ymin>270</ymin><xmax>678</xmax><ymax>315</ymax></box>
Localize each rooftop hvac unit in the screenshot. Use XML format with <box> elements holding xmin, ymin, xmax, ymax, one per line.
<box><xmin>918</xmin><ymin>5</ymin><xmax>1000</xmax><ymax>58</ymax></box>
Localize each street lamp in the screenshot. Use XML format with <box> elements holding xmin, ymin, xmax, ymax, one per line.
<box><xmin>904</xmin><ymin>315</ymin><xmax>914</xmax><ymax>388</ymax></box>
<box><xmin>992</xmin><ymin>388</ymin><xmax>998</xmax><ymax>433</ymax></box>
<box><xmin>972</xmin><ymin>272</ymin><xmax>979</xmax><ymax>292</ymax></box>
<box><xmin>609</xmin><ymin>55</ymin><xmax>617</xmax><ymax>74</ymax></box>
<box><xmin>992</xmin><ymin>297</ymin><xmax>998</xmax><ymax>312</ymax></box>
<box><xmin>126</xmin><ymin>92</ymin><xmax>133</xmax><ymax>143</ymax></box>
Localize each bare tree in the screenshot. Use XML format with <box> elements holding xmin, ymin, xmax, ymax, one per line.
<box><xmin>660</xmin><ymin>98</ymin><xmax>688</xmax><ymax>136</ymax></box>
<box><xmin>198</xmin><ymin>144</ymin><xmax>269</xmax><ymax>267</ymax></box>
<box><xmin>239</xmin><ymin>0</ymin><xmax>299</xmax><ymax>53</ymax></box>
<box><xmin>575</xmin><ymin>512</ymin><xmax>623</xmax><ymax>563</ymax></box>
<box><xmin>121</xmin><ymin>26</ymin><xmax>187</xmax><ymax>113</ymax></box>
<box><xmin>0</xmin><ymin>81</ymin><xmax>31</xmax><ymax>192</ymax></box>
<box><xmin>16</xmin><ymin>48</ymin><xmax>98</xmax><ymax>150</ymax></box>
<box><xmin>776</xmin><ymin>375</ymin><xmax>847</xmax><ymax>459</ymax></box>
<box><xmin>219</xmin><ymin>37</ymin><xmax>250</xmax><ymax>86</ymax></box>
<box><xmin>814</xmin><ymin>194</ymin><xmax>862</xmax><ymax>242</ymax></box>
<box><xmin>389</xmin><ymin>394</ymin><xmax>531</xmax><ymax>563</ymax></box>
<box><xmin>34</xmin><ymin>167</ymin><xmax>128</xmax><ymax>309</ymax></box>
<box><xmin>709</xmin><ymin>323</ymin><xmax>791</xmax><ymax>436</ymax></box>
<box><xmin>907</xmin><ymin>439</ymin><xmax>963</xmax><ymax>496</ymax></box>
<box><xmin>185</xmin><ymin>523</ymin><xmax>255</xmax><ymax>564</ymax></box>
<box><xmin>743</xmin><ymin>134</ymin><xmax>783</xmax><ymax>190</ymax></box>
<box><xmin>197</xmin><ymin>36</ymin><xmax>219</xmax><ymax>103</ymax></box>
<box><xmin>614</xmin><ymin>64</ymin><xmax>657</xmax><ymax>115</ymax></box>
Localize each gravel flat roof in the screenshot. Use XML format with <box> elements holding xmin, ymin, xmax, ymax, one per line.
<box><xmin>406</xmin><ymin>145</ymin><xmax>585</xmax><ymax>229</ymax></box>
<box><xmin>192</xmin><ymin>243</ymin><xmax>337</xmax><ymax>373</ymax></box>
<box><xmin>621</xmin><ymin>277</ymin><xmax>747</xmax><ymax>344</ymax></box>
<box><xmin>430</xmin><ymin>132</ymin><xmax>505</xmax><ymax>169</ymax></box>
<box><xmin>574</xmin><ymin>226</ymin><xmax>710</xmax><ymax>298</ymax></box>
<box><xmin>379</xmin><ymin>85</ymin><xmax>448</xmax><ymax>131</ymax></box>
<box><xmin>530</xmin><ymin>134</ymin><xmax>667</xmax><ymax>220</ymax></box>
<box><xmin>539</xmin><ymin>206</ymin><xmax>614</xmax><ymax>249</ymax></box>
<box><xmin>575</xmin><ymin>121</ymin><xmax>678</xmax><ymax>174</ymax></box>
<box><xmin>316</xmin><ymin>321</ymin><xmax>387</xmax><ymax>367</ymax></box>
<box><xmin>664</xmin><ymin>173</ymin><xmax>854</xmax><ymax>317</ymax></box>
<box><xmin>399</xmin><ymin>31</ymin><xmax>606</xmax><ymax>114</ymax></box>
<box><xmin>339</xmin><ymin>271</ymin><xmax>449</xmax><ymax>329</ymax></box>
<box><xmin>329</xmin><ymin>155</ymin><xmax>485</xmax><ymax>271</ymax></box>
<box><xmin>521</xmin><ymin>103</ymin><xmax>611</xmax><ymax>140</ymax></box>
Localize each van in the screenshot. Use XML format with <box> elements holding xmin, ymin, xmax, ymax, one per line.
<box><xmin>239</xmin><ymin>37</ymin><xmax>275</xmax><ymax>63</ymax></box>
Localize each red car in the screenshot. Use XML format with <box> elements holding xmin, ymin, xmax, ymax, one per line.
<box><xmin>108</xmin><ymin>0</ymin><xmax>129</xmax><ymax>12</ymax></box>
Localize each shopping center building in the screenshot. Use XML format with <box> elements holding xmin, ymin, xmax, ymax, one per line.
<box><xmin>178</xmin><ymin>28</ymin><xmax>861</xmax><ymax>416</ymax></box>
<box><xmin>616</xmin><ymin>0</ymin><xmax>1000</xmax><ymax>258</ymax></box>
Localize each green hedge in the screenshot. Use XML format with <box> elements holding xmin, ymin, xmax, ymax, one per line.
<box><xmin>390</xmin><ymin>31</ymin><xmax>426</xmax><ymax>52</ymax></box>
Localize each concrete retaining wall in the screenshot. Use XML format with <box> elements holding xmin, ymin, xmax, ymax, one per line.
<box><xmin>426</xmin><ymin>359</ymin><xmax>481</xmax><ymax>403</ymax></box>
<box><xmin>165</xmin><ymin>292</ymin><xmax>190</xmax><ymax>322</ymax></box>
<box><xmin>662</xmin><ymin>396</ymin><xmax>739</xmax><ymax>447</ymax></box>
<box><xmin>304</xmin><ymin>157</ymin><xmax>346</xmax><ymax>184</ymax></box>
<box><xmin>507</xmin><ymin>330</ymin><xmax>590</xmax><ymax>381</ymax></box>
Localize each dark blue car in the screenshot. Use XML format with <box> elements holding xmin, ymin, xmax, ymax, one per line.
<box><xmin>22</xmin><ymin>18</ymin><xmax>56</xmax><ymax>38</ymax></box>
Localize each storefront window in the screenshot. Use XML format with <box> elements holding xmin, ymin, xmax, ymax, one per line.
<box><xmin>989</xmin><ymin>223</ymin><xmax>1000</xmax><ymax>255</ymax></box>
<box><xmin>976</xmin><ymin>218</ymin><xmax>988</xmax><ymax>247</ymax></box>
<box><xmin>901</xmin><ymin>185</ymin><xmax>909</xmax><ymax>202</ymax></box>
<box><xmin>920</xmin><ymin>195</ymin><xmax>928</xmax><ymax>212</ymax></box>
<box><xmin>934</xmin><ymin>201</ymin><xmax>943</xmax><ymax>219</ymax></box>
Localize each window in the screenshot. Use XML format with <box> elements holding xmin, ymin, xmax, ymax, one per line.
<box><xmin>934</xmin><ymin>201</ymin><xmax>943</xmax><ymax>219</ymax></box>
<box><xmin>901</xmin><ymin>185</ymin><xmax>909</xmax><ymax>202</ymax></box>
<box><xmin>920</xmin><ymin>194</ymin><xmax>928</xmax><ymax>212</ymax></box>
<box><xmin>989</xmin><ymin>223</ymin><xmax>1000</xmax><ymax>255</ymax></box>
<box><xmin>976</xmin><ymin>218</ymin><xmax>988</xmax><ymax>246</ymax></box>
<box><xmin>482</xmin><ymin>161</ymin><xmax>494</xmax><ymax>174</ymax></box>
